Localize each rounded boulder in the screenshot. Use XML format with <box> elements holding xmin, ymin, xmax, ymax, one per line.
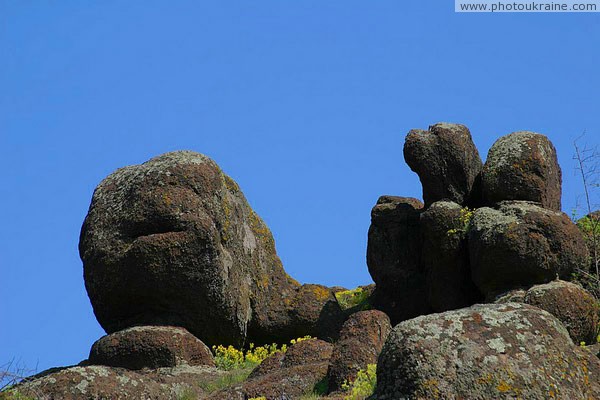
<box><xmin>468</xmin><ymin>201</ymin><xmax>588</xmax><ymax>297</ymax></box>
<box><xmin>524</xmin><ymin>280</ymin><xmax>599</xmax><ymax>345</ymax></box>
<box><xmin>88</xmin><ymin>325</ymin><xmax>214</xmax><ymax>370</ymax></box>
<box><xmin>403</xmin><ymin>122</ymin><xmax>483</xmax><ymax>207</ymax></box>
<box><xmin>376</xmin><ymin>303</ymin><xmax>600</xmax><ymax>399</ymax></box>
<box><xmin>326</xmin><ymin>310</ymin><xmax>391</xmax><ymax>393</ymax></box>
<box><xmin>80</xmin><ymin>151</ymin><xmax>302</xmax><ymax>346</ymax></box>
<box><xmin>481</xmin><ymin>131</ymin><xmax>562</xmax><ymax>210</ymax></box>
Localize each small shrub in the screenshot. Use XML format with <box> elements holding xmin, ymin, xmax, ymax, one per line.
<box><xmin>335</xmin><ymin>287</ymin><xmax>371</xmax><ymax>311</ymax></box>
<box><xmin>176</xmin><ymin>388</ymin><xmax>197</xmax><ymax>400</ymax></box>
<box><xmin>198</xmin><ymin>367</ymin><xmax>254</xmax><ymax>393</ymax></box>
<box><xmin>212</xmin><ymin>336</ymin><xmax>313</xmax><ymax>371</ymax></box>
<box><xmin>341</xmin><ymin>364</ymin><xmax>377</xmax><ymax>400</ymax></box>
<box><xmin>447</xmin><ymin>207</ymin><xmax>474</xmax><ymax>237</ymax></box>
<box><xmin>572</xmin><ymin>215</ymin><xmax>600</xmax><ymax>298</ymax></box>
<box><xmin>289</xmin><ymin>335</ymin><xmax>312</xmax><ymax>345</ymax></box>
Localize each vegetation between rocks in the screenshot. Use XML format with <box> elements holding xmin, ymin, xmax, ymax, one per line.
<box><xmin>341</xmin><ymin>364</ymin><xmax>377</xmax><ymax>400</ymax></box>
<box><xmin>335</xmin><ymin>287</ymin><xmax>371</xmax><ymax>311</ymax></box>
<box><xmin>212</xmin><ymin>336</ymin><xmax>312</xmax><ymax>371</ymax></box>
<box><xmin>447</xmin><ymin>207</ymin><xmax>474</xmax><ymax>236</ymax></box>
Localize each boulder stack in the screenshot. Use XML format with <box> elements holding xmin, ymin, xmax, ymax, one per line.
<box><xmin>369</xmin><ymin>123</ymin><xmax>589</xmax><ymax>323</ymax></box>
<box><xmin>12</xmin><ymin>123</ymin><xmax>599</xmax><ymax>400</ymax></box>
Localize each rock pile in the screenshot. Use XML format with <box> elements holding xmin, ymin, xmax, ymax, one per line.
<box><xmin>368</xmin><ymin>124</ymin><xmax>589</xmax><ymax>322</ymax></box>
<box><xmin>9</xmin><ymin>124</ymin><xmax>600</xmax><ymax>399</ymax></box>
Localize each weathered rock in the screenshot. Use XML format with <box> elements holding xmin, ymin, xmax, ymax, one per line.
<box><xmin>524</xmin><ymin>280</ymin><xmax>599</xmax><ymax>345</ymax></box>
<box><xmin>585</xmin><ymin>343</ymin><xmax>600</xmax><ymax>359</ymax></box>
<box><xmin>79</xmin><ymin>151</ymin><xmax>339</xmax><ymax>347</ymax></box>
<box><xmin>481</xmin><ymin>131</ymin><xmax>562</xmax><ymax>210</ymax></box>
<box><xmin>377</xmin><ymin>303</ymin><xmax>600</xmax><ymax>400</ymax></box>
<box><xmin>469</xmin><ymin>201</ymin><xmax>588</xmax><ymax>297</ymax></box>
<box><xmin>366</xmin><ymin>195</ymin><xmax>430</xmax><ymax>324</ymax></box>
<box><xmin>88</xmin><ymin>325</ymin><xmax>214</xmax><ymax>370</ymax></box>
<box><xmin>404</xmin><ymin>122</ymin><xmax>483</xmax><ymax>207</ymax></box>
<box><xmin>327</xmin><ymin>310</ymin><xmax>391</xmax><ymax>393</ymax></box>
<box><xmin>11</xmin><ymin>364</ymin><xmax>225</xmax><ymax>400</ymax></box>
<box><xmin>420</xmin><ymin>201</ymin><xmax>481</xmax><ymax>311</ymax></box>
<box><xmin>211</xmin><ymin>339</ymin><xmax>333</xmax><ymax>400</ymax></box>
<box><xmin>492</xmin><ymin>288</ymin><xmax>527</xmax><ymax>304</ymax></box>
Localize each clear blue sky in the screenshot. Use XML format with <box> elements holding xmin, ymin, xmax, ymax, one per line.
<box><xmin>1</xmin><ymin>1</ymin><xmax>599</xmax><ymax>376</ymax></box>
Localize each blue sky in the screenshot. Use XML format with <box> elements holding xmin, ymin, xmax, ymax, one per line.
<box><xmin>1</xmin><ymin>1</ymin><xmax>599</xmax><ymax>376</ymax></box>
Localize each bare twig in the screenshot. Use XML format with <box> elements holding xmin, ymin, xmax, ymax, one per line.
<box><xmin>573</xmin><ymin>134</ymin><xmax>600</xmax><ymax>282</ymax></box>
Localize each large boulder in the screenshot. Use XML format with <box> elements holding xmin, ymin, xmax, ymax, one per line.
<box><xmin>481</xmin><ymin>131</ymin><xmax>562</xmax><ymax>210</ymax></box>
<box><xmin>210</xmin><ymin>339</ymin><xmax>333</xmax><ymax>400</ymax></box>
<box><xmin>326</xmin><ymin>310</ymin><xmax>391</xmax><ymax>393</ymax></box>
<box><xmin>376</xmin><ymin>303</ymin><xmax>600</xmax><ymax>400</ymax></box>
<box><xmin>403</xmin><ymin>122</ymin><xmax>483</xmax><ymax>207</ymax></box>
<box><xmin>10</xmin><ymin>364</ymin><xmax>225</xmax><ymax>400</ymax></box>
<box><xmin>420</xmin><ymin>201</ymin><xmax>481</xmax><ymax>311</ymax></box>
<box><xmin>88</xmin><ymin>325</ymin><xmax>214</xmax><ymax>370</ymax></box>
<box><xmin>366</xmin><ymin>195</ymin><xmax>430</xmax><ymax>324</ymax></box>
<box><xmin>79</xmin><ymin>151</ymin><xmax>340</xmax><ymax>347</ymax></box>
<box><xmin>468</xmin><ymin>201</ymin><xmax>588</xmax><ymax>298</ymax></box>
<box><xmin>524</xmin><ymin>280</ymin><xmax>599</xmax><ymax>345</ymax></box>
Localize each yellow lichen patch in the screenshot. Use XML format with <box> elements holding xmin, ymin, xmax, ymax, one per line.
<box><xmin>223</xmin><ymin>174</ymin><xmax>241</xmax><ymax>193</ymax></box>
<box><xmin>497</xmin><ymin>380</ymin><xmax>512</xmax><ymax>392</ymax></box>
<box><xmin>162</xmin><ymin>192</ymin><xmax>172</xmax><ymax>207</ymax></box>
<box><xmin>417</xmin><ymin>378</ymin><xmax>441</xmax><ymax>399</ymax></box>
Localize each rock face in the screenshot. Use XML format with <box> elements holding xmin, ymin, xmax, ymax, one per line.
<box><xmin>88</xmin><ymin>326</ymin><xmax>214</xmax><ymax>370</ymax></box>
<box><xmin>326</xmin><ymin>310</ymin><xmax>391</xmax><ymax>393</ymax></box>
<box><xmin>376</xmin><ymin>303</ymin><xmax>600</xmax><ymax>400</ymax></box>
<box><xmin>210</xmin><ymin>339</ymin><xmax>333</xmax><ymax>400</ymax></box>
<box><xmin>79</xmin><ymin>151</ymin><xmax>342</xmax><ymax>347</ymax></box>
<box><xmin>366</xmin><ymin>195</ymin><xmax>430</xmax><ymax>324</ymax></box>
<box><xmin>420</xmin><ymin>201</ymin><xmax>481</xmax><ymax>311</ymax></box>
<box><xmin>481</xmin><ymin>131</ymin><xmax>562</xmax><ymax>210</ymax></box>
<box><xmin>404</xmin><ymin>122</ymin><xmax>483</xmax><ymax>207</ymax></box>
<box><xmin>12</xmin><ymin>364</ymin><xmax>225</xmax><ymax>400</ymax></box>
<box><xmin>524</xmin><ymin>280</ymin><xmax>599</xmax><ymax>345</ymax></box>
<box><xmin>469</xmin><ymin>201</ymin><xmax>588</xmax><ymax>297</ymax></box>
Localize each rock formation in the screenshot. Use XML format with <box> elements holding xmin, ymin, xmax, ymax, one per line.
<box><xmin>366</xmin><ymin>195</ymin><xmax>429</xmax><ymax>324</ymax></box>
<box><xmin>9</xmin><ymin>123</ymin><xmax>600</xmax><ymax>400</ymax></box>
<box><xmin>469</xmin><ymin>201</ymin><xmax>588</xmax><ymax>298</ymax></box>
<box><xmin>404</xmin><ymin>122</ymin><xmax>483</xmax><ymax>207</ymax></box>
<box><xmin>493</xmin><ymin>280</ymin><xmax>599</xmax><ymax>345</ymax></box>
<box><xmin>481</xmin><ymin>131</ymin><xmax>562</xmax><ymax>210</ymax></box>
<box><xmin>326</xmin><ymin>310</ymin><xmax>391</xmax><ymax>393</ymax></box>
<box><xmin>377</xmin><ymin>303</ymin><xmax>600</xmax><ymax>399</ymax></box>
<box><xmin>79</xmin><ymin>151</ymin><xmax>343</xmax><ymax>347</ymax></box>
<box><xmin>369</xmin><ymin>124</ymin><xmax>588</xmax><ymax>323</ymax></box>
<box><xmin>88</xmin><ymin>326</ymin><xmax>215</xmax><ymax>370</ymax></box>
